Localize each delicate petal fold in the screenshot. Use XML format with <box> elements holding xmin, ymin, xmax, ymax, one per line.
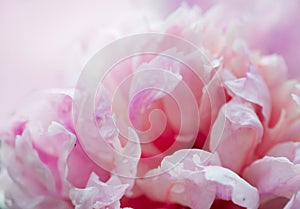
<box><xmin>267</xmin><ymin>142</ymin><xmax>300</xmax><ymax>164</ymax></box>
<box><xmin>255</xmin><ymin>54</ymin><xmax>288</xmax><ymax>89</ymax></box>
<box><xmin>224</xmin><ymin>66</ymin><xmax>271</xmax><ymax>121</ymax></box>
<box><xmin>1</xmin><ymin>90</ymin><xmax>111</xmax><ymax>208</ymax></box>
<box><xmin>126</xmin><ymin>52</ymin><xmax>183</xmax><ymax>154</ymax></box>
<box><xmin>78</xmin><ymin>86</ymin><xmax>142</xmax><ymax>192</ymax></box>
<box><xmin>209</xmin><ymin>97</ymin><xmax>263</xmax><ymax>173</ymax></box>
<box><xmin>69</xmin><ymin>172</ymin><xmax>128</xmax><ymax>209</ymax></box>
<box><xmin>45</xmin><ymin>122</ymin><xmax>76</xmax><ymax>196</ymax></box>
<box><xmin>203</xmin><ymin>166</ymin><xmax>259</xmax><ymax>209</ymax></box>
<box><xmin>257</xmin><ymin>81</ymin><xmax>300</xmax><ymax>155</ymax></box>
<box><xmin>138</xmin><ymin>149</ymin><xmax>259</xmax><ymax>209</ymax></box>
<box><xmin>114</xmin><ymin>127</ymin><xmax>141</xmax><ymax>196</ymax></box>
<box><xmin>129</xmin><ymin>50</ymin><xmax>182</xmax><ymax>123</ymax></box>
<box><xmin>243</xmin><ymin>156</ymin><xmax>300</xmax><ymax>204</ymax></box>
<box><xmin>138</xmin><ymin>149</ymin><xmax>220</xmax><ymax>209</ymax></box>
<box><xmin>199</xmin><ymin>70</ymin><xmax>227</xmax><ymax>138</ymax></box>
<box><xmin>283</xmin><ymin>192</ymin><xmax>300</xmax><ymax>209</ymax></box>
<box><xmin>2</xmin><ymin>127</ymin><xmax>74</xmax><ymax>209</ymax></box>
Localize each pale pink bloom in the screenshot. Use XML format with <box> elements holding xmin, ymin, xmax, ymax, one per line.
<box><xmin>1</xmin><ymin>1</ymin><xmax>300</xmax><ymax>209</ymax></box>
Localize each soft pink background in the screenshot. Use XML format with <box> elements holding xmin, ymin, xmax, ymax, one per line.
<box><xmin>0</xmin><ymin>0</ymin><xmax>132</xmax><ymax>125</ymax></box>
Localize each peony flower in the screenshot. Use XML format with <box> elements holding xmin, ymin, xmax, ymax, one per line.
<box><xmin>1</xmin><ymin>1</ymin><xmax>300</xmax><ymax>209</ymax></box>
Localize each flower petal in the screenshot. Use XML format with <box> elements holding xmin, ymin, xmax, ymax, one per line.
<box><xmin>114</xmin><ymin>127</ymin><xmax>141</xmax><ymax>196</ymax></box>
<box><xmin>243</xmin><ymin>156</ymin><xmax>300</xmax><ymax>204</ymax></box>
<box><xmin>283</xmin><ymin>192</ymin><xmax>300</xmax><ymax>209</ymax></box>
<box><xmin>267</xmin><ymin>142</ymin><xmax>300</xmax><ymax>164</ymax></box>
<box><xmin>199</xmin><ymin>70</ymin><xmax>227</xmax><ymax>139</ymax></box>
<box><xmin>138</xmin><ymin>149</ymin><xmax>259</xmax><ymax>209</ymax></box>
<box><xmin>209</xmin><ymin>97</ymin><xmax>263</xmax><ymax>173</ymax></box>
<box><xmin>255</xmin><ymin>54</ymin><xmax>288</xmax><ymax>89</ymax></box>
<box><xmin>203</xmin><ymin>166</ymin><xmax>259</xmax><ymax>209</ymax></box>
<box><xmin>2</xmin><ymin>128</ymin><xmax>74</xmax><ymax>208</ymax></box>
<box><xmin>69</xmin><ymin>172</ymin><xmax>128</xmax><ymax>209</ymax></box>
<box><xmin>225</xmin><ymin>65</ymin><xmax>271</xmax><ymax>121</ymax></box>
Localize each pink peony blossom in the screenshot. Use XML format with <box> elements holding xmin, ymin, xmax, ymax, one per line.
<box><xmin>1</xmin><ymin>1</ymin><xmax>300</xmax><ymax>209</ymax></box>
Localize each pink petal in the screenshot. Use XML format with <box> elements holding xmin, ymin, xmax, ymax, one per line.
<box><xmin>199</xmin><ymin>70</ymin><xmax>227</xmax><ymax>139</ymax></box>
<box><xmin>203</xmin><ymin>166</ymin><xmax>259</xmax><ymax>209</ymax></box>
<box><xmin>257</xmin><ymin>81</ymin><xmax>300</xmax><ymax>155</ymax></box>
<box><xmin>2</xmin><ymin>129</ymin><xmax>73</xmax><ymax>208</ymax></box>
<box><xmin>255</xmin><ymin>54</ymin><xmax>288</xmax><ymax>89</ymax></box>
<box><xmin>127</xmin><ymin>51</ymin><xmax>185</xmax><ymax>149</ymax></box>
<box><xmin>137</xmin><ymin>149</ymin><xmax>220</xmax><ymax>209</ymax></box>
<box><xmin>16</xmin><ymin>121</ymin><xmax>76</xmax><ymax>197</ymax></box>
<box><xmin>52</xmin><ymin>123</ymin><xmax>77</xmax><ymax>196</ymax></box>
<box><xmin>243</xmin><ymin>156</ymin><xmax>300</xmax><ymax>204</ymax></box>
<box><xmin>267</xmin><ymin>142</ymin><xmax>300</xmax><ymax>164</ymax></box>
<box><xmin>5</xmin><ymin>186</ymin><xmax>72</xmax><ymax>209</ymax></box>
<box><xmin>114</xmin><ymin>127</ymin><xmax>141</xmax><ymax>196</ymax></box>
<box><xmin>284</xmin><ymin>192</ymin><xmax>300</xmax><ymax>209</ymax></box>
<box><xmin>224</xmin><ymin>65</ymin><xmax>271</xmax><ymax>121</ymax></box>
<box><xmin>75</xmin><ymin>86</ymin><xmax>142</xmax><ymax>186</ymax></box>
<box><xmin>4</xmin><ymin>132</ymin><xmax>56</xmax><ymax>195</ymax></box>
<box><xmin>270</xmin><ymin>81</ymin><xmax>300</xmax><ymax>127</ymax></box>
<box><xmin>128</xmin><ymin>50</ymin><xmax>182</xmax><ymax>123</ymax></box>
<box><xmin>209</xmin><ymin>97</ymin><xmax>263</xmax><ymax>173</ymax></box>
<box><xmin>67</xmin><ymin>139</ymin><xmax>110</xmax><ymax>188</ymax></box>
<box><xmin>138</xmin><ymin>149</ymin><xmax>259</xmax><ymax>209</ymax></box>
<box><xmin>69</xmin><ymin>173</ymin><xmax>128</xmax><ymax>209</ymax></box>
